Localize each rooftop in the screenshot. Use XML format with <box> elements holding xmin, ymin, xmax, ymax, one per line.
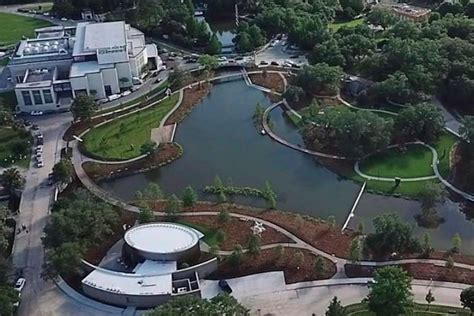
<box><xmin>70</xmin><ymin>61</ymin><xmax>114</xmax><ymax>77</ymax></box>
<box><xmin>124</xmin><ymin>223</ymin><xmax>203</xmax><ymax>255</ymax></box>
<box><xmin>25</xmin><ymin>67</ymin><xmax>55</xmax><ymax>83</ymax></box>
<box><xmin>84</xmin><ymin>21</ymin><xmax>127</xmax><ymax>51</ymax></box>
<box><xmin>390</xmin><ymin>4</ymin><xmax>431</xmax><ymax>17</ymax></box>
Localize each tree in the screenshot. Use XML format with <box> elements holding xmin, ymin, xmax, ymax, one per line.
<box><xmin>166</xmin><ymin>194</ymin><xmax>181</xmax><ymax>220</ymax></box>
<box><xmin>349</xmin><ymin>238</ymin><xmax>362</xmax><ymax>263</ymax></box>
<box><xmin>228</xmin><ymin>244</ymin><xmax>243</xmax><ymax>267</ymax></box>
<box><xmin>70</xmin><ymin>95</ymin><xmax>97</xmax><ymax>121</ymax></box>
<box><xmin>216</xmin><ymin>229</ymin><xmax>226</xmax><ymax>244</ymax></box>
<box><xmin>52</xmin><ymin>159</ymin><xmax>73</xmax><ymax>184</ymax></box>
<box><xmin>149</xmin><ymin>293</ymin><xmax>249</xmax><ymax>315</ymax></box>
<box><xmin>198</xmin><ymin>54</ymin><xmax>219</xmax><ymax>74</ymax></box>
<box><xmin>294</xmin><ymin>250</ymin><xmax>305</xmax><ymax>267</ymax></box>
<box><xmin>365</xmin><ymin>266</ymin><xmax>414</xmax><ymax>315</ymax></box>
<box><xmin>138</xmin><ymin>207</ymin><xmax>155</xmax><ymax>223</ymax></box>
<box><xmin>365</xmin><ymin>214</ymin><xmax>420</xmax><ymax>257</ymax></box>
<box><xmin>140</xmin><ymin>141</ymin><xmax>157</xmax><ymax>155</ymax></box>
<box><xmin>366</xmin><ymin>8</ymin><xmax>398</xmax><ymax>30</ymax></box>
<box><xmin>326</xmin><ymin>296</ymin><xmax>347</xmax><ymax>316</ymax></box>
<box><xmin>168</xmin><ymin>67</ymin><xmax>189</xmax><ymax>90</ymax></box>
<box><xmin>452</xmin><ymin>233</ymin><xmax>462</xmax><ymax>253</ymax></box>
<box><xmin>182</xmin><ymin>186</ymin><xmax>197</xmax><ymax>207</ymax></box>
<box><xmin>206</xmin><ymin>34</ymin><xmax>222</xmax><ymax>55</ymax></box>
<box><xmin>282</xmin><ymin>85</ymin><xmax>306</xmax><ymax>103</ymax></box>
<box><xmin>0</xmin><ymin>285</ymin><xmax>18</xmax><ymax>316</ymax></box>
<box><xmin>460</xmin><ymin>116</ymin><xmax>474</xmax><ymax>152</ymax></box>
<box><xmin>1</xmin><ymin>168</ymin><xmax>25</xmax><ymax>194</ymax></box>
<box><xmin>425</xmin><ymin>289</ymin><xmax>435</xmax><ymax>310</ymax></box>
<box><xmin>273</xmin><ymin>244</ymin><xmax>285</xmax><ymax>259</ymax></box>
<box><xmin>218</xmin><ymin>209</ymin><xmax>230</xmax><ymax>224</ymax></box>
<box><xmin>394</xmin><ymin>103</ymin><xmax>444</xmax><ymax>142</ymax></box>
<box><xmin>460</xmin><ymin>287</ymin><xmax>474</xmax><ymax>313</ymax></box>
<box><xmin>0</xmin><ymin>208</ymin><xmax>12</xmax><ymax>251</ymax></box>
<box><xmin>42</xmin><ymin>242</ymin><xmax>85</xmax><ymax>281</ymax></box>
<box><xmin>418</xmin><ymin>182</ymin><xmax>446</xmax><ymax>210</ymax></box>
<box><xmin>295</xmin><ymin>64</ymin><xmax>343</xmax><ymax>95</ymax></box>
<box><xmin>247</xmin><ymin>234</ymin><xmax>261</xmax><ymax>256</ymax></box>
<box><xmin>421</xmin><ymin>233</ymin><xmax>433</xmax><ymax>258</ymax></box>
<box><xmin>262</xmin><ymin>181</ymin><xmax>277</xmax><ymax>209</ymax></box>
<box><xmin>314</xmin><ymin>256</ymin><xmax>326</xmax><ymax>277</ymax></box>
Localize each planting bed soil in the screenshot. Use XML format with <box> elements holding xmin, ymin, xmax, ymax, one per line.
<box><xmin>451</xmin><ymin>145</ymin><xmax>474</xmax><ymax>194</ymax></box>
<box><xmin>82</xmin><ymin>143</ymin><xmax>182</xmax><ymax>181</ymax></box>
<box><xmin>178</xmin><ymin>215</ymin><xmax>293</xmax><ymax>251</ymax></box>
<box><xmin>210</xmin><ymin>248</ymin><xmax>336</xmax><ymax>284</ymax></box>
<box><xmin>165</xmin><ymin>83</ymin><xmax>211</xmax><ymax>125</ymax></box>
<box><xmin>345</xmin><ymin>263</ymin><xmax>474</xmax><ymax>284</ymax></box>
<box><xmin>149</xmin><ymin>201</ymin><xmax>355</xmax><ymax>259</ymax></box>
<box><xmin>249</xmin><ymin>72</ymin><xmax>285</xmax><ymax>94</ymax></box>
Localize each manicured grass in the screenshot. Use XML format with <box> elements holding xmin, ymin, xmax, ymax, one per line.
<box><xmin>432</xmin><ymin>132</ymin><xmax>457</xmax><ymax>178</ymax></box>
<box><xmin>360</xmin><ymin>144</ymin><xmax>435</xmax><ymax>178</ymax></box>
<box><xmin>0</xmin><ymin>127</ymin><xmax>32</xmax><ymax>168</ymax></box>
<box><xmin>0</xmin><ymin>91</ymin><xmax>18</xmax><ymax>111</ymax></box>
<box><xmin>358</xmin><ymin>176</ymin><xmax>438</xmax><ymax>198</ymax></box>
<box><xmin>329</xmin><ymin>18</ymin><xmax>364</xmax><ymax>31</ymax></box>
<box><xmin>346</xmin><ymin>303</ymin><xmax>470</xmax><ymax>315</ymax></box>
<box><xmin>83</xmin><ymin>94</ymin><xmax>179</xmax><ymax>160</ymax></box>
<box><xmin>178</xmin><ymin>220</ymin><xmax>219</xmax><ymax>246</ymax></box>
<box><xmin>0</xmin><ymin>12</ymin><xmax>52</xmax><ymax>47</ymax></box>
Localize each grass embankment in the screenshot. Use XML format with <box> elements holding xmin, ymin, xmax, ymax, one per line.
<box><xmin>83</xmin><ymin>94</ymin><xmax>179</xmax><ymax>160</ymax></box>
<box><xmin>352</xmin><ymin>132</ymin><xmax>458</xmax><ymax>198</ymax></box>
<box><xmin>360</xmin><ymin>144</ymin><xmax>434</xmax><ymax>178</ymax></box>
<box><xmin>329</xmin><ymin>18</ymin><xmax>364</xmax><ymax>31</ymax></box>
<box><xmin>0</xmin><ymin>12</ymin><xmax>52</xmax><ymax>47</ymax></box>
<box><xmin>0</xmin><ymin>127</ymin><xmax>32</xmax><ymax>168</ymax></box>
<box><xmin>345</xmin><ymin>303</ymin><xmax>470</xmax><ymax>316</ymax></box>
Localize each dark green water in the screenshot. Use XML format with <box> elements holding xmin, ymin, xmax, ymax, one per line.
<box><xmin>100</xmin><ymin>79</ymin><xmax>474</xmax><ymax>253</ymax></box>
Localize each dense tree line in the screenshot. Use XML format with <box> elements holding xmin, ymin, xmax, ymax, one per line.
<box><xmin>42</xmin><ymin>189</ymin><xmax>120</xmax><ymax>280</ymax></box>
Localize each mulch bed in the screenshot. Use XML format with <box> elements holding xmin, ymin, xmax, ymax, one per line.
<box><xmin>178</xmin><ymin>215</ymin><xmax>293</xmax><ymax>251</ymax></box>
<box><xmin>149</xmin><ymin>201</ymin><xmax>355</xmax><ymax>259</ymax></box>
<box><xmin>249</xmin><ymin>73</ymin><xmax>285</xmax><ymax>94</ymax></box>
<box><xmin>165</xmin><ymin>83</ymin><xmax>211</xmax><ymax>125</ymax></box>
<box><xmin>82</xmin><ymin>143</ymin><xmax>182</xmax><ymax>181</ymax></box>
<box><xmin>209</xmin><ymin>248</ymin><xmax>336</xmax><ymax>284</ymax></box>
<box><xmin>451</xmin><ymin>144</ymin><xmax>474</xmax><ymax>194</ymax></box>
<box><xmin>345</xmin><ymin>263</ymin><xmax>474</xmax><ymax>284</ymax></box>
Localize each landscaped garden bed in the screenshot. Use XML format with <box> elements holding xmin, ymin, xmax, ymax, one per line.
<box><xmin>82</xmin><ymin>143</ymin><xmax>182</xmax><ymax>181</ymax></box>
<box><xmin>345</xmin><ymin>263</ymin><xmax>474</xmax><ymax>284</ymax></box>
<box><xmin>82</xmin><ymin>94</ymin><xmax>179</xmax><ymax>160</ymax></box>
<box><xmin>249</xmin><ymin>72</ymin><xmax>285</xmax><ymax>94</ymax></box>
<box><xmin>149</xmin><ymin>201</ymin><xmax>355</xmax><ymax>259</ymax></box>
<box><xmin>165</xmin><ymin>83</ymin><xmax>211</xmax><ymax>125</ymax></box>
<box><xmin>210</xmin><ymin>248</ymin><xmax>336</xmax><ymax>284</ymax></box>
<box><xmin>177</xmin><ymin>215</ymin><xmax>293</xmax><ymax>251</ymax></box>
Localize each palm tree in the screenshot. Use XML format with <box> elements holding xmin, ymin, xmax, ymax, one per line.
<box><xmin>1</xmin><ymin>168</ymin><xmax>25</xmax><ymax>194</ymax></box>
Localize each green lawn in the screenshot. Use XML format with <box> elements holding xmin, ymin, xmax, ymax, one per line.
<box><xmin>329</xmin><ymin>18</ymin><xmax>365</xmax><ymax>31</ymax></box>
<box><xmin>0</xmin><ymin>12</ymin><xmax>52</xmax><ymax>47</ymax></box>
<box><xmin>360</xmin><ymin>144</ymin><xmax>435</xmax><ymax>179</ymax></box>
<box><xmin>432</xmin><ymin>132</ymin><xmax>458</xmax><ymax>178</ymax></box>
<box><xmin>83</xmin><ymin>94</ymin><xmax>179</xmax><ymax>160</ymax></box>
<box><xmin>346</xmin><ymin>303</ymin><xmax>470</xmax><ymax>315</ymax></box>
<box><xmin>0</xmin><ymin>127</ymin><xmax>32</xmax><ymax>168</ymax></box>
<box><xmin>178</xmin><ymin>220</ymin><xmax>219</xmax><ymax>246</ymax></box>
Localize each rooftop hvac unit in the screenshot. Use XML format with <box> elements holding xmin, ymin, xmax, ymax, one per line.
<box><xmin>58</xmin><ymin>48</ymin><xmax>68</xmax><ymax>55</ymax></box>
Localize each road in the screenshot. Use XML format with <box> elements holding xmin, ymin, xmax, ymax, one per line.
<box><xmin>255</xmin><ymin>39</ymin><xmax>308</xmax><ymax>67</ymax></box>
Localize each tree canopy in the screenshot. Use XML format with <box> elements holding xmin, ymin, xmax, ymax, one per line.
<box><xmin>70</xmin><ymin>95</ymin><xmax>97</xmax><ymax>121</ymax></box>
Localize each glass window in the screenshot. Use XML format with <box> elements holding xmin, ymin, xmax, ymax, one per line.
<box><xmin>32</xmin><ymin>90</ymin><xmax>42</xmax><ymax>105</ymax></box>
<box><xmin>43</xmin><ymin>90</ymin><xmax>53</xmax><ymax>103</ymax></box>
<box><xmin>22</xmin><ymin>91</ymin><xmax>32</xmax><ymax>106</ymax></box>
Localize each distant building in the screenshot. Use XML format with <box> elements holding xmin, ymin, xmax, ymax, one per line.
<box><xmin>9</xmin><ymin>21</ymin><xmax>162</xmax><ymax>114</ymax></box>
<box><xmin>386</xmin><ymin>3</ymin><xmax>431</xmax><ymax>22</ymax></box>
<box><xmin>81</xmin><ymin>9</ymin><xmax>107</xmax><ymax>23</ymax></box>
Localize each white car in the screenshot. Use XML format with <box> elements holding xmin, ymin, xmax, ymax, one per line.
<box><xmin>217</xmin><ymin>56</ymin><xmax>227</xmax><ymax>62</ymax></box>
<box><xmin>14</xmin><ymin>278</ymin><xmax>26</xmax><ymax>292</ymax></box>
<box><xmin>121</xmin><ymin>90</ymin><xmax>131</xmax><ymax>97</ymax></box>
<box><xmin>37</xmin><ymin>161</ymin><xmax>44</xmax><ymax>168</ymax></box>
<box><xmin>107</xmin><ymin>94</ymin><xmax>121</xmax><ymax>101</ymax></box>
<box><xmin>35</xmin><ymin>146</ymin><xmax>43</xmax><ymax>153</ymax></box>
<box><xmin>60</xmin><ymin>17</ymin><xmax>68</xmax><ymax>21</ymax></box>
<box><xmin>30</xmin><ymin>110</ymin><xmax>43</xmax><ymax>116</ymax></box>
<box><xmin>43</xmin><ymin>12</ymin><xmax>50</xmax><ymax>16</ymax></box>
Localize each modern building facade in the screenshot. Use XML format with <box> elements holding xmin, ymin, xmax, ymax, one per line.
<box><xmin>81</xmin><ymin>223</ymin><xmax>218</xmax><ymax>309</ymax></box>
<box><xmin>10</xmin><ymin>21</ymin><xmax>162</xmax><ymax>113</ymax></box>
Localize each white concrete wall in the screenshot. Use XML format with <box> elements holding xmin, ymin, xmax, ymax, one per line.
<box><xmin>101</xmin><ymin>68</ymin><xmax>120</xmax><ymax>94</ymax></box>
<box><xmin>116</xmin><ymin>62</ymin><xmax>133</xmax><ymax>88</ymax></box>
<box><xmin>86</xmin><ymin>72</ymin><xmax>105</xmax><ymax>99</ymax></box>
<box><xmin>15</xmin><ymin>85</ymin><xmax>60</xmax><ymax>113</ymax></box>
<box><xmin>70</xmin><ymin>76</ymin><xmax>89</xmax><ymax>98</ymax></box>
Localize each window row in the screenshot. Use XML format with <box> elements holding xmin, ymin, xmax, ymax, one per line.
<box><xmin>22</xmin><ymin>89</ymin><xmax>54</xmax><ymax>106</ymax></box>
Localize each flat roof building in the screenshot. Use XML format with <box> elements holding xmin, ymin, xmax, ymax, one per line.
<box><xmin>9</xmin><ymin>21</ymin><xmax>163</xmax><ymax>114</ymax></box>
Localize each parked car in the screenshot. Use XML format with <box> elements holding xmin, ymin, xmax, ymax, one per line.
<box><xmin>23</xmin><ymin>120</ymin><xmax>32</xmax><ymax>127</ymax></box>
<box><xmin>218</xmin><ymin>280</ymin><xmax>232</xmax><ymax>294</ymax></box>
<box><xmin>36</xmin><ymin>161</ymin><xmax>44</xmax><ymax>168</ymax></box>
<box><xmin>60</xmin><ymin>17</ymin><xmax>68</xmax><ymax>21</ymax></box>
<box><xmin>35</xmin><ymin>146</ymin><xmax>43</xmax><ymax>153</ymax></box>
<box><xmin>30</xmin><ymin>110</ymin><xmax>43</xmax><ymax>116</ymax></box>
<box><xmin>107</xmin><ymin>94</ymin><xmax>121</xmax><ymax>101</ymax></box>
<box><xmin>271</xmin><ymin>61</ymin><xmax>279</xmax><ymax>66</ymax></box>
<box><xmin>259</xmin><ymin>60</ymin><xmax>269</xmax><ymax>65</ymax></box>
<box><xmin>14</xmin><ymin>278</ymin><xmax>26</xmax><ymax>292</ymax></box>
<box><xmin>32</xmin><ymin>124</ymin><xmax>39</xmax><ymax>130</ymax></box>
